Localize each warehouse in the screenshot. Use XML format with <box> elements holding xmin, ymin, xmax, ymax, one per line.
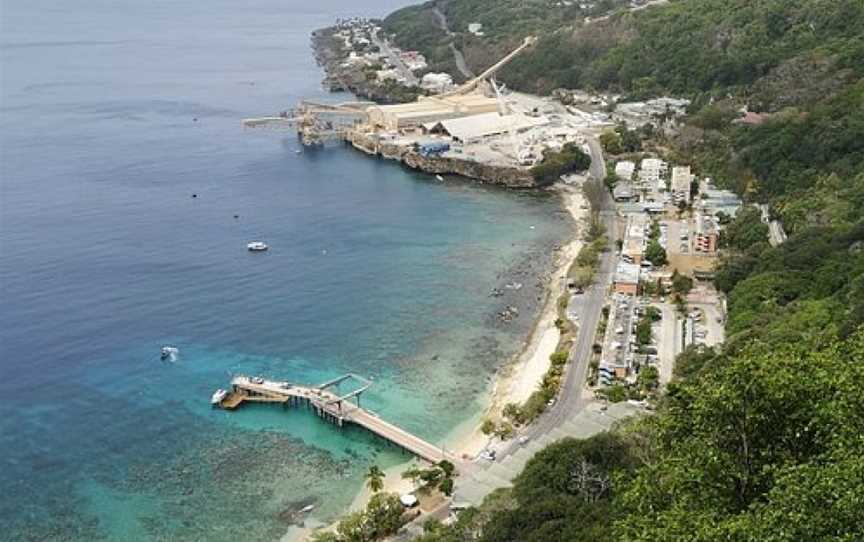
<box><xmin>422</xmin><ymin>112</ymin><xmax>548</xmax><ymax>143</ymax></box>
<box><xmin>367</xmin><ymin>94</ymin><xmax>500</xmax><ymax>131</ymax></box>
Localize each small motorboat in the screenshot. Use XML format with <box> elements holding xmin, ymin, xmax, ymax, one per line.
<box><xmin>211</xmin><ymin>388</ymin><xmax>228</xmax><ymax>405</ymax></box>
<box><xmin>299</xmin><ymin>504</ymin><xmax>315</xmax><ymax>514</ymax></box>
<box><xmin>160</xmin><ymin>346</ymin><xmax>179</xmax><ymax>361</ymax></box>
<box><xmin>435</xmin><ymin>174</ymin><xmax>444</xmax><ymax>182</ymax></box>
<box><xmin>247</xmin><ymin>241</ymin><xmax>268</xmax><ymax>252</ymax></box>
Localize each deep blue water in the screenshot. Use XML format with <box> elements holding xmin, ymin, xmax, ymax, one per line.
<box><xmin>0</xmin><ymin>1</ymin><xmax>570</xmax><ymax>539</ymax></box>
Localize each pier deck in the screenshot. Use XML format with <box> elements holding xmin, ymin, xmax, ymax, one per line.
<box><xmin>221</xmin><ymin>375</ymin><xmax>450</xmax><ymax>464</ymax></box>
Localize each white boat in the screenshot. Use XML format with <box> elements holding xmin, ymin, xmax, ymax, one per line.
<box><xmin>247</xmin><ymin>241</ymin><xmax>268</xmax><ymax>252</ymax></box>
<box><xmin>435</xmin><ymin>174</ymin><xmax>444</xmax><ymax>182</ymax></box>
<box><xmin>211</xmin><ymin>388</ymin><xmax>228</xmax><ymax>405</ymax></box>
<box><xmin>299</xmin><ymin>504</ymin><xmax>315</xmax><ymax>514</ymax></box>
<box><xmin>160</xmin><ymin>346</ymin><xmax>179</xmax><ymax>360</ymax></box>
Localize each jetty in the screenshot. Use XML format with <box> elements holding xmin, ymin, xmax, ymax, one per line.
<box><xmin>218</xmin><ymin>374</ymin><xmax>451</xmax><ymax>464</ymax></box>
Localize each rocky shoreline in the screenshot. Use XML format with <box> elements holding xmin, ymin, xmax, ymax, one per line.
<box><xmin>346</xmin><ymin>131</ymin><xmax>541</xmax><ymax>189</ymax></box>
<box><xmin>311</xmin><ymin>26</ymin><xmax>424</xmax><ymax>105</ymax></box>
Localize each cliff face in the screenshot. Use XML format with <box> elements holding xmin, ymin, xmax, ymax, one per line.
<box><xmin>402</xmin><ymin>153</ymin><xmax>537</xmax><ymax>188</ymax></box>
<box><xmin>347</xmin><ymin>131</ymin><xmax>538</xmax><ymax>188</ymax></box>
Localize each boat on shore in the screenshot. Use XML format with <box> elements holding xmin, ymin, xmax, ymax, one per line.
<box><xmin>247</xmin><ymin>241</ymin><xmax>268</xmax><ymax>251</ymax></box>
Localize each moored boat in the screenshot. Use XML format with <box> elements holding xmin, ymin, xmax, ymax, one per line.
<box><xmin>211</xmin><ymin>388</ymin><xmax>228</xmax><ymax>405</ymax></box>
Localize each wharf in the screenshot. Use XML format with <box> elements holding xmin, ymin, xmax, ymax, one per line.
<box><xmin>219</xmin><ymin>375</ymin><xmax>451</xmax><ymax>464</ymax></box>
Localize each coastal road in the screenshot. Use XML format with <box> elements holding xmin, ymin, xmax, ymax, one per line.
<box><xmin>496</xmin><ymin>135</ymin><xmax>617</xmax><ymax>460</ymax></box>
<box><xmin>371</xmin><ymin>30</ymin><xmax>419</xmax><ymax>86</ymax></box>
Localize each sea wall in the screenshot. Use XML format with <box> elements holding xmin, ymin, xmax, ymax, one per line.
<box><xmin>347</xmin><ymin>132</ymin><xmax>539</xmax><ymax>189</ymax></box>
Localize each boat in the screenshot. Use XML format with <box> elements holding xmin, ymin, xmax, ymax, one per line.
<box><xmin>247</xmin><ymin>241</ymin><xmax>268</xmax><ymax>252</ymax></box>
<box><xmin>211</xmin><ymin>388</ymin><xmax>228</xmax><ymax>405</ymax></box>
<box><xmin>299</xmin><ymin>504</ymin><xmax>315</xmax><ymax>514</ymax></box>
<box><xmin>160</xmin><ymin>346</ymin><xmax>179</xmax><ymax>360</ymax></box>
<box><xmin>435</xmin><ymin>174</ymin><xmax>444</xmax><ymax>182</ymax></box>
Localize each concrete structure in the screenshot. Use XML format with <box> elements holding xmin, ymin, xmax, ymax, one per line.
<box><xmin>467</xmin><ymin>23</ymin><xmax>484</xmax><ymax>36</ymax></box>
<box><xmin>613</xmin><ymin>262</ymin><xmax>641</xmax><ymax>295</ymax></box>
<box><xmin>700</xmin><ymin>181</ymin><xmax>742</xmax><ymax>218</ymax></box>
<box><xmin>614</xmin><ymin>160</ymin><xmax>635</xmax><ymax>181</ymax></box>
<box><xmin>613</xmin><ymin>182</ymin><xmax>635</xmax><ymax>202</ymax></box>
<box><xmin>422</xmin><ymin>111</ymin><xmax>548</xmax><ymax>143</ymax></box>
<box><xmin>221</xmin><ymin>375</ymin><xmax>451</xmax><ymax>464</ymax></box>
<box><xmin>367</xmin><ymin>94</ymin><xmax>500</xmax><ymax>130</ymax></box>
<box><xmin>420</xmin><ymin>72</ymin><xmax>454</xmax><ymax>93</ymax></box>
<box><xmin>671</xmin><ymin>166</ymin><xmax>694</xmax><ymax>204</ymax></box>
<box><xmin>694</xmin><ymin>213</ymin><xmax>719</xmax><ymax>253</ymax></box>
<box><xmin>639</xmin><ymin>157</ymin><xmax>667</xmax><ymax>190</ymax></box>
<box><xmin>622</xmin><ymin>213</ymin><xmax>650</xmax><ymax>264</ymax></box>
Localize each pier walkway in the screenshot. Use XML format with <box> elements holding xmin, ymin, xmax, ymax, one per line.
<box><xmin>219</xmin><ymin>375</ymin><xmax>450</xmax><ymax>464</ymax></box>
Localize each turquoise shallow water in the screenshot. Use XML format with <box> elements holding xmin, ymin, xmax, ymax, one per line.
<box><xmin>0</xmin><ymin>0</ymin><xmax>572</xmax><ymax>539</ymax></box>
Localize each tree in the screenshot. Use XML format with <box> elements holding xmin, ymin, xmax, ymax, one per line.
<box><xmin>439</xmin><ymin>477</ymin><xmax>454</xmax><ymax>496</ymax></box>
<box><xmin>401</xmin><ymin>466</ymin><xmax>425</xmax><ymax>488</ymax></box>
<box><xmin>671</xmin><ymin>269</ymin><xmax>693</xmax><ymax>294</ymax></box>
<box><xmin>636</xmin><ymin>365</ymin><xmax>659</xmax><ymax>392</ymax></box>
<box><xmin>365</xmin><ymin>465</ymin><xmax>384</xmax><ymax>494</ymax></box>
<box><xmin>480</xmin><ymin>419</ymin><xmax>497</xmax><ymax>435</ymax></box>
<box><xmin>645</xmin><ymin>240</ymin><xmax>668</xmax><ymax>266</ymax></box>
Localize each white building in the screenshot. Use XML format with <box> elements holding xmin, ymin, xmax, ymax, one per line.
<box><xmin>639</xmin><ymin>157</ymin><xmax>667</xmax><ymax>186</ymax></box>
<box><xmin>468</xmin><ymin>23</ymin><xmax>484</xmax><ymax>36</ymax></box>
<box><xmin>420</xmin><ymin>72</ymin><xmax>454</xmax><ymax>93</ymax></box>
<box><xmin>615</xmin><ymin>160</ymin><xmax>636</xmax><ymax>182</ymax></box>
<box><xmin>671</xmin><ymin>166</ymin><xmax>694</xmax><ymax>204</ymax></box>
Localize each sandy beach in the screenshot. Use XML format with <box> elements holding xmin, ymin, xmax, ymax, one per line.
<box><xmin>291</xmin><ymin>184</ymin><xmax>589</xmax><ymax>541</ymax></box>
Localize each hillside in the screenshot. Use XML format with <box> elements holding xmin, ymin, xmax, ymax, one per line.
<box><xmin>378</xmin><ymin>1</ymin><xmax>864</xmax><ymax>541</ymax></box>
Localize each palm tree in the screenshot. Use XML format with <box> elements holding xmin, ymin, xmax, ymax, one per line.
<box><xmin>365</xmin><ymin>465</ymin><xmax>384</xmax><ymax>493</ymax></box>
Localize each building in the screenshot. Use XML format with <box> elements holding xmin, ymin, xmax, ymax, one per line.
<box><xmin>613</xmin><ymin>182</ymin><xmax>635</xmax><ymax>202</ymax></box>
<box><xmin>639</xmin><ymin>157</ymin><xmax>668</xmax><ymax>189</ymax></box>
<box><xmin>614</xmin><ymin>262</ymin><xmax>641</xmax><ymax>295</ymax></box>
<box><xmin>622</xmin><ymin>213</ymin><xmax>650</xmax><ymax>264</ymax></box>
<box><xmin>422</xmin><ymin>111</ymin><xmax>548</xmax><ymax>143</ymax></box>
<box><xmin>694</xmin><ymin>213</ymin><xmax>719</xmax><ymax>253</ymax></box>
<box><xmin>699</xmin><ymin>180</ymin><xmax>743</xmax><ymax>218</ymax></box>
<box><xmin>468</xmin><ymin>23</ymin><xmax>484</xmax><ymax>36</ymax></box>
<box><xmin>367</xmin><ymin>94</ymin><xmax>501</xmax><ymax>131</ymax></box>
<box><xmin>671</xmin><ymin>166</ymin><xmax>694</xmax><ymax>204</ymax></box>
<box><xmin>615</xmin><ymin>160</ymin><xmax>635</xmax><ymax>182</ymax></box>
<box><xmin>420</xmin><ymin>72</ymin><xmax>454</xmax><ymax>93</ymax></box>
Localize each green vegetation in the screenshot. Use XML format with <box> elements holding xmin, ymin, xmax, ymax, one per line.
<box><xmin>365</xmin><ymin>465</ymin><xmax>385</xmax><ymax>493</ymax></box>
<box><xmin>643</xmin><ymin>239</ymin><xmax>666</xmax><ymax>266</ymax></box>
<box><xmin>415</xmin><ymin>332</ymin><xmax>864</xmax><ymax>542</ymax></box>
<box><xmin>312</xmin><ymin>492</ymin><xmax>406</xmax><ymax>542</ymax></box>
<box><xmin>670</xmin><ymin>269</ymin><xmax>693</xmax><ymax>295</ymax></box>
<box><xmin>380</xmin><ymin>1</ymin><xmax>864</xmax><ymax>540</ymax></box>
<box><xmin>504</xmin><ymin>348</ymin><xmax>571</xmax><ymax>425</ymax></box>
<box><xmin>402</xmin><ymin>460</ymin><xmax>457</xmax><ymax>497</ymax></box>
<box><xmin>530</xmin><ymin>142</ymin><xmax>592</xmax><ymax>185</ymax></box>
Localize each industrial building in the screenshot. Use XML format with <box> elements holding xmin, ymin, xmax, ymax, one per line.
<box><xmin>422</xmin><ymin>111</ymin><xmax>548</xmax><ymax>143</ymax></box>
<box><xmin>367</xmin><ymin>94</ymin><xmax>501</xmax><ymax>130</ymax></box>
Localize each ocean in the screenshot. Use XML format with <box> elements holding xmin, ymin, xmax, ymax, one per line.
<box><xmin>0</xmin><ymin>0</ymin><xmax>571</xmax><ymax>539</ymax></box>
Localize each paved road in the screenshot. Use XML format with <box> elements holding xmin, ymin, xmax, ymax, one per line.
<box><xmin>371</xmin><ymin>30</ymin><xmax>419</xmax><ymax>86</ymax></box>
<box><xmin>494</xmin><ymin>135</ymin><xmax>617</xmax><ymax>461</ymax></box>
<box><xmin>431</xmin><ymin>4</ymin><xmax>475</xmax><ymax>79</ymax></box>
